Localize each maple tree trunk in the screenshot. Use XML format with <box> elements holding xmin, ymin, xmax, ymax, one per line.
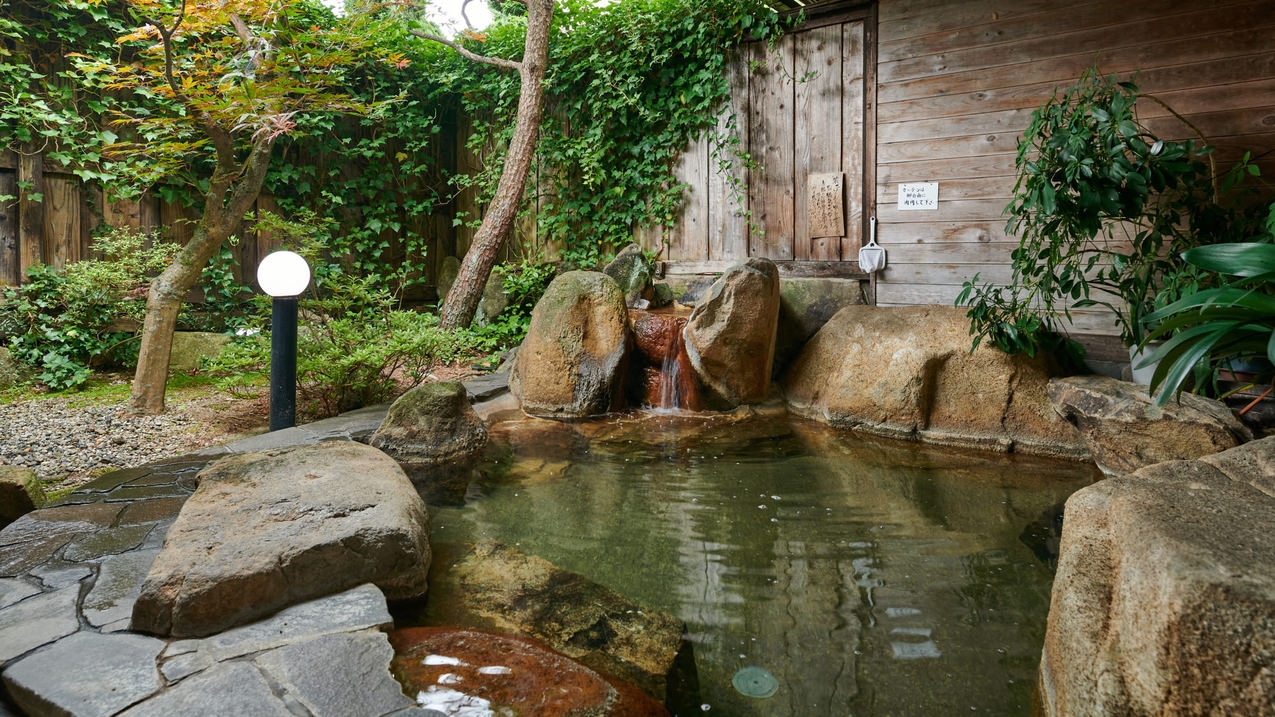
<box><xmin>130</xmin><ymin>139</ymin><xmax>275</xmax><ymax>414</ymax></box>
<box><xmin>439</xmin><ymin>0</ymin><xmax>554</xmax><ymax>330</ymax></box>
<box><xmin>128</xmin><ymin>223</ymin><xmax>234</xmax><ymax>414</ymax></box>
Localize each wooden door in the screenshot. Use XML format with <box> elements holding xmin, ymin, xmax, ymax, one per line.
<box><xmin>658</xmin><ymin>16</ymin><xmax>870</xmax><ymax>266</ymax></box>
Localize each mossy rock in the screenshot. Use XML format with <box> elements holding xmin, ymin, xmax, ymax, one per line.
<box><xmin>0</xmin><ymin>465</ymin><xmax>44</xmax><ymax>526</ymax></box>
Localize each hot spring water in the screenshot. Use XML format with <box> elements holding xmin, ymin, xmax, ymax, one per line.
<box><xmin>413</xmin><ymin>409</ymin><xmax>1096</xmax><ymax>715</ymax></box>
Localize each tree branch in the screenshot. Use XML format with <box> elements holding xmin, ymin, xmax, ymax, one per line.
<box><xmin>141</xmin><ymin>0</ymin><xmax>188</xmax><ymax>103</ymax></box>
<box><xmin>408</xmin><ymin>27</ymin><xmax>521</xmax><ymax>72</ymax></box>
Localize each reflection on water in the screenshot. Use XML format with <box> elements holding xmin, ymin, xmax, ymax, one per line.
<box><xmin>417</xmin><ymin>410</ymin><xmax>1097</xmax><ymax>716</ymax></box>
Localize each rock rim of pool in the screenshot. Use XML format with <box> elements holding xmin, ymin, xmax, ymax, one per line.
<box><xmin>783</xmin><ymin>304</ymin><xmax>1092</xmax><ymax>461</ymax></box>
<box><xmin>1041</xmin><ymin>435</ymin><xmax>1275</xmax><ymax>715</ymax></box>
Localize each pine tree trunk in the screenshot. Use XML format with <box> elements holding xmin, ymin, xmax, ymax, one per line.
<box><xmin>439</xmin><ymin>0</ymin><xmax>554</xmax><ymax>331</ymax></box>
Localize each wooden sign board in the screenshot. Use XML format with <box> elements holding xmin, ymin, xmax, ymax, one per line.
<box><xmin>808</xmin><ymin>173</ymin><xmax>845</xmax><ymax>239</ymax></box>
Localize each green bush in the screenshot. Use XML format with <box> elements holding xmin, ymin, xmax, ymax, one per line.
<box><xmin>204</xmin><ymin>270</ymin><xmax>475</xmax><ymax>419</ymax></box>
<box><xmin>0</xmin><ymin>228</ymin><xmax>175</xmax><ymax>390</ymax></box>
<box><xmin>1139</xmin><ymin>204</ymin><xmax>1275</xmax><ymax>404</ymax></box>
<box><xmin>958</xmin><ymin>68</ymin><xmax>1268</xmax><ymax>357</ymax></box>
<box><xmin>297</xmin><ymin>309</ymin><xmax>465</xmax><ymax>417</ymax></box>
<box><xmin>463</xmin><ymin>259</ymin><xmax>557</xmax><ymax>356</ymax></box>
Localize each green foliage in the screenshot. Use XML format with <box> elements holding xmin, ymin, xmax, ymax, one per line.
<box><xmin>0</xmin><ymin>227</ymin><xmax>175</xmax><ymax>390</ymax></box>
<box><xmin>1140</xmin><ymin>204</ymin><xmax>1275</xmax><ymax>405</ymax></box>
<box><xmin>4</xmin><ymin>0</ymin><xmax>782</xmax><ymax>301</ymax></box>
<box><xmin>182</xmin><ymin>245</ymin><xmax>256</xmax><ymax>333</ymax></box>
<box><xmin>0</xmin><ymin>0</ymin><xmax>133</xmax><ymax>182</ymax></box>
<box><xmin>204</xmin><ymin>270</ymin><xmax>471</xmax><ymax>419</ymax></box>
<box><xmin>958</xmin><ymin>68</ymin><xmax>1269</xmax><ymax>355</ymax></box>
<box><xmin>419</xmin><ymin>0</ymin><xmax>784</xmax><ymax>269</ymax></box>
<box><xmin>297</xmin><ymin>308</ymin><xmax>461</xmax><ymax>418</ymax></box>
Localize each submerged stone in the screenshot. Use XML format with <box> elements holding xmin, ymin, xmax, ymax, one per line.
<box><xmin>390</xmin><ymin>627</ymin><xmax>669</xmax><ymax>716</ymax></box>
<box><xmin>425</xmin><ymin>541</ymin><xmax>685</xmax><ymax>701</ymax></box>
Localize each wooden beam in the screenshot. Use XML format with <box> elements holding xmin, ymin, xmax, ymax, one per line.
<box><xmin>0</xmin><ymin>170</ymin><xmax>18</xmax><ymax>284</ymax></box>
<box><xmin>659</xmin><ymin>259</ymin><xmax>869</xmax><ymax>280</ymax></box>
<box><xmin>18</xmin><ymin>148</ymin><xmax>43</xmax><ymax>276</ymax></box>
<box><xmin>44</xmin><ymin>174</ymin><xmax>80</xmax><ymax>269</ymax></box>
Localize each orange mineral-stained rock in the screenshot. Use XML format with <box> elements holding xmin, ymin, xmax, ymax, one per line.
<box><xmin>390</xmin><ymin>627</ymin><xmax>669</xmax><ymax>716</ymax></box>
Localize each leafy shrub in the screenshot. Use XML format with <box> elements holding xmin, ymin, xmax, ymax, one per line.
<box><xmin>1140</xmin><ymin>204</ymin><xmax>1275</xmax><ymax>404</ymax></box>
<box><xmin>204</xmin><ymin>270</ymin><xmax>471</xmax><ymax>419</ymax></box>
<box><xmin>958</xmin><ymin>68</ymin><xmax>1269</xmax><ymax>356</ymax></box>
<box><xmin>0</xmin><ymin>228</ymin><xmax>174</xmax><ymax>389</ymax></box>
<box><xmin>297</xmin><ymin>309</ymin><xmax>465</xmax><ymax>417</ymax></box>
<box><xmin>180</xmin><ymin>245</ymin><xmax>257</xmax><ymax>333</ymax></box>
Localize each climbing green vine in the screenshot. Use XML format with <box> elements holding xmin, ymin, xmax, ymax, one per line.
<box><xmin>427</xmin><ymin>0</ymin><xmax>786</xmax><ymax>268</ymax></box>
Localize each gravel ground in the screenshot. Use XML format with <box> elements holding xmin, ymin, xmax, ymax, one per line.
<box><xmin>0</xmin><ymin>392</ymin><xmax>266</xmax><ymax>490</ymax></box>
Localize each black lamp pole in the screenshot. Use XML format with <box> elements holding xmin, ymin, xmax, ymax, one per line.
<box><xmin>269</xmin><ymin>296</ymin><xmax>299</xmax><ymax>431</ymax></box>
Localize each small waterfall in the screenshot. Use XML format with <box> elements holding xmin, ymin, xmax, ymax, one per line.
<box><xmin>629</xmin><ymin>308</ymin><xmax>699</xmax><ymax>412</ymax></box>
<box><xmin>657</xmin><ymin>318</ymin><xmax>687</xmax><ymax>411</ymax></box>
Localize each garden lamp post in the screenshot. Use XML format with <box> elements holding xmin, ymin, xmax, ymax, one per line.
<box><xmin>257</xmin><ymin>251</ymin><xmax>311</xmax><ymax>431</ymax></box>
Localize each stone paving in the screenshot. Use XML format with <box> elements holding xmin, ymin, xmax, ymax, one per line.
<box><xmin>0</xmin><ymin>390</ymin><xmax>491</xmax><ymax>716</ymax></box>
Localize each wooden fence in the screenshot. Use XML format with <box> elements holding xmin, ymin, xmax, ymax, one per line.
<box><xmin>0</xmin><ymin>109</ymin><xmax>538</xmax><ymax>300</ymax></box>
<box><xmin>0</xmin><ymin>147</ymin><xmax>295</xmax><ymax>292</ymax></box>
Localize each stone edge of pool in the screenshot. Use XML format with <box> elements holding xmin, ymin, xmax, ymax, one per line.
<box><xmin>0</xmin><ymin>392</ymin><xmax>427</xmax><ymax>716</ymax></box>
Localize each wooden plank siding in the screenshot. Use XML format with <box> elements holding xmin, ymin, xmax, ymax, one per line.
<box><xmin>654</xmin><ymin>9</ymin><xmax>873</xmax><ymax>275</ymax></box>
<box><xmin>874</xmin><ymin>0</ymin><xmax>1275</xmax><ymax>342</ymax></box>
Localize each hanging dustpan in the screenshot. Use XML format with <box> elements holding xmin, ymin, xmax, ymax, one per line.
<box><xmin>858</xmin><ymin>216</ymin><xmax>886</xmax><ymax>273</ymax></box>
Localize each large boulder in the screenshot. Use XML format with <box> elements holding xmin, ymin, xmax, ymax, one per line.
<box><xmin>130</xmin><ymin>441</ymin><xmax>431</xmax><ymax>638</ymax></box>
<box><xmin>511</xmin><ymin>271</ymin><xmax>630</xmax><ymax>418</ymax></box>
<box><xmin>1040</xmin><ymin>437</ymin><xmax>1275</xmax><ymax>715</ymax></box>
<box><xmin>783</xmin><ymin>304</ymin><xmax>1088</xmax><ymax>459</ymax></box>
<box><xmin>426</xmin><ymin>542</ymin><xmax>685</xmax><ymax>701</ymax></box>
<box><xmin>168</xmin><ymin>332</ymin><xmax>231</xmax><ymax>371</ymax></box>
<box><xmin>435</xmin><ymin>255</ymin><xmax>461</xmax><ymax>302</ymax></box>
<box><xmin>390</xmin><ymin>627</ymin><xmax>669</xmax><ymax>716</ymax></box>
<box><xmin>1048</xmin><ymin>374</ymin><xmax>1252</xmax><ymax>475</ymax></box>
<box><xmin>370</xmin><ymin>381</ymin><xmax>487</xmax><ymax>467</ymax></box>
<box><xmin>683</xmin><ymin>258</ymin><xmax>781</xmax><ymax>408</ymax></box>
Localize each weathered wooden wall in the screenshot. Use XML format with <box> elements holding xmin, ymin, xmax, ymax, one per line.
<box><xmin>645</xmin><ymin>6</ymin><xmax>874</xmax><ymax>282</ymax></box>
<box><xmin>0</xmin><ymin>147</ymin><xmax>289</xmax><ymax>291</ymax></box>
<box><xmin>874</xmin><ymin>0</ymin><xmax>1275</xmax><ymax>339</ymax></box>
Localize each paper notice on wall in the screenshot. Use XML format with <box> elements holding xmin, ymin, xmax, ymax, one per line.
<box><xmin>808</xmin><ymin>173</ymin><xmax>845</xmax><ymax>238</ymax></box>
<box><xmin>898</xmin><ymin>182</ymin><xmax>939</xmax><ymax>211</ymax></box>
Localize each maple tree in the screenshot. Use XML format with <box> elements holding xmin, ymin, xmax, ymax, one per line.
<box><xmin>83</xmin><ymin>0</ymin><xmax>381</xmax><ymax>413</ymax></box>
